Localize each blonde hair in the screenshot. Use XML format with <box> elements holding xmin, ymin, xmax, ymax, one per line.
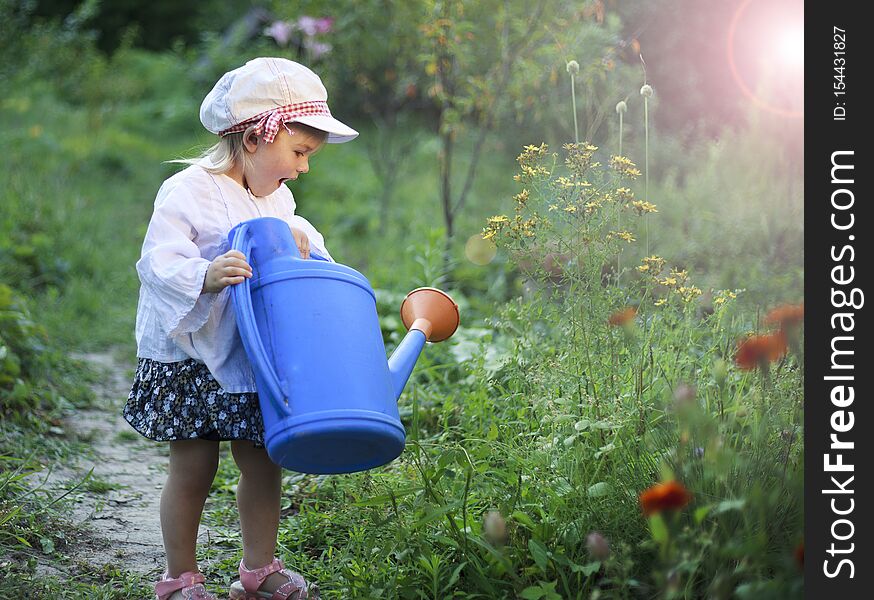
<box><xmin>171</xmin><ymin>122</ymin><xmax>329</xmax><ymax>176</ymax></box>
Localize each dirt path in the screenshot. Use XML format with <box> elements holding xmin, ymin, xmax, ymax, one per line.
<box><xmin>36</xmin><ymin>352</ymin><xmax>216</xmax><ymax>581</ymax></box>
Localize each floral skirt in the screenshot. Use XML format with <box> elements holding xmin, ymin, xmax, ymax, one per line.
<box><xmin>123</xmin><ymin>358</ymin><xmax>264</xmax><ymax>446</ymax></box>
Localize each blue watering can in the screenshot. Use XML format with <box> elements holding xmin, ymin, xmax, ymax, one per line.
<box><xmin>229</xmin><ymin>217</ymin><xmax>459</xmax><ymax>474</ymax></box>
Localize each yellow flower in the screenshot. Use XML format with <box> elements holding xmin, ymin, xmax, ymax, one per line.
<box><xmin>631</xmin><ymin>200</ymin><xmax>658</xmax><ymax>215</ymax></box>
<box><xmin>713</xmin><ymin>289</ymin><xmax>739</xmax><ymax>305</ymax></box>
<box><xmin>517</xmin><ymin>143</ymin><xmax>549</xmax><ymax>165</ymax></box>
<box><xmin>521</xmin><ymin>165</ymin><xmax>550</xmax><ymax>179</ymax></box>
<box><xmin>564</xmin><ymin>205</ymin><xmax>578</xmax><ymax>213</ymax></box>
<box><xmin>659</xmin><ymin>277</ymin><xmax>677</xmax><ymax>286</ymax></box>
<box><xmin>548</xmin><ymin>204</ymin><xmax>559</xmax><ymax>211</ymax></box>
<box><xmin>608</xmin><ymin>230</ymin><xmax>635</xmax><ymax>243</ymax></box>
<box><xmin>654</xmin><ymin>299</ymin><xmax>667</xmax><ymax>306</ymax></box>
<box><xmin>637</xmin><ymin>264</ymin><xmax>650</xmax><ymax>272</ymax></box>
<box><xmin>564</xmin><ymin>142</ymin><xmax>598</xmax><ymax>175</ymax></box>
<box><xmin>641</xmin><ymin>255</ymin><xmax>666</xmax><ymax>273</ymax></box>
<box><xmin>510</xmin><ymin>215</ymin><xmax>539</xmax><ymax>238</ymax></box>
<box><xmin>487</xmin><ymin>215</ymin><xmax>509</xmax><ymax>224</ymax></box>
<box><xmin>616</xmin><ymin>187</ymin><xmax>634</xmax><ymax>202</ymax></box>
<box><xmin>676</xmin><ymin>286</ymin><xmax>703</xmax><ymax>302</ymax></box>
<box><xmin>609</xmin><ymin>155</ymin><xmax>641</xmax><ymax>179</ymax></box>
<box><xmin>610</xmin><ymin>155</ymin><xmax>633</xmax><ymax>167</ymax></box>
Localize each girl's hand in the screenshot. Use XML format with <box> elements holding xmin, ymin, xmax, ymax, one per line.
<box><xmin>291</xmin><ymin>227</ymin><xmax>311</xmax><ymax>259</ymax></box>
<box><xmin>202</xmin><ymin>250</ymin><xmax>252</xmax><ymax>293</ymax></box>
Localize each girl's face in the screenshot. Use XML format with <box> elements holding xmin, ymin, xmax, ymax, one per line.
<box><xmin>245</xmin><ymin>125</ymin><xmax>323</xmax><ymax>197</ymax></box>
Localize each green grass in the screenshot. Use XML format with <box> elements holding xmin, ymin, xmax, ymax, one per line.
<box><xmin>0</xmin><ymin>565</ymin><xmax>151</xmax><ymax>600</ymax></box>
<box><xmin>0</xmin><ymin>453</ymin><xmax>151</xmax><ymax>598</ymax></box>
<box><xmin>114</xmin><ymin>430</ymin><xmax>140</xmax><ymax>443</ymax></box>
<box><xmin>81</xmin><ymin>474</ymin><xmax>124</xmax><ymax>495</ymax></box>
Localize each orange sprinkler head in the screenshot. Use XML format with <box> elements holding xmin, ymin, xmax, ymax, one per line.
<box><xmin>400</xmin><ymin>287</ymin><xmax>460</xmax><ymax>342</ymax></box>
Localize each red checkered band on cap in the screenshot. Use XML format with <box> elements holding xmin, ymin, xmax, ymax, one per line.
<box><xmin>218</xmin><ymin>100</ymin><xmax>332</xmax><ymax>143</ymax></box>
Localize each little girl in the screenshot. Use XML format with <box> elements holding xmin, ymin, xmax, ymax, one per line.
<box><xmin>124</xmin><ymin>57</ymin><xmax>357</xmax><ymax>600</ymax></box>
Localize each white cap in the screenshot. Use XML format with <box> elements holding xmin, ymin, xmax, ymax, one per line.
<box><xmin>199</xmin><ymin>57</ymin><xmax>358</xmax><ymax>143</ymax></box>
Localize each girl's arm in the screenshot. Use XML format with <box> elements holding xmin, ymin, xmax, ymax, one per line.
<box><xmin>136</xmin><ymin>183</ymin><xmax>218</xmax><ymax>337</ymax></box>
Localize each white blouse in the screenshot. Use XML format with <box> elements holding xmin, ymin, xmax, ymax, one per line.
<box><xmin>134</xmin><ymin>161</ymin><xmax>333</xmax><ymax>393</ymax></box>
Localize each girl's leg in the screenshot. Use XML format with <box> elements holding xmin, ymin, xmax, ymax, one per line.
<box><xmin>231</xmin><ymin>440</ymin><xmax>286</xmax><ymax>591</ymax></box>
<box><xmin>161</xmin><ymin>439</ymin><xmax>220</xmax><ymax>577</ymax></box>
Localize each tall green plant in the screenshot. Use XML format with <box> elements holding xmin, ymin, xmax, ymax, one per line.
<box><xmin>417</xmin><ymin>0</ymin><xmax>627</xmax><ymax>263</ymax></box>
<box><xmin>470</xmin><ymin>46</ymin><xmax>803</xmax><ymax>593</ymax></box>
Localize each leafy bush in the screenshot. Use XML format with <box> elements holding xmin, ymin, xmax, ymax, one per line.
<box><xmin>451</xmin><ymin>141</ymin><xmax>802</xmax><ymax>597</ymax></box>
<box><xmin>0</xmin><ymin>285</ymin><xmax>50</xmax><ymax>414</ymax></box>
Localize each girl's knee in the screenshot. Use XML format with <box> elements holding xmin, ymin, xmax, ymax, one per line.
<box><xmin>168</xmin><ymin>439</ymin><xmax>220</xmax><ymax>487</ymax></box>
<box><xmin>231</xmin><ymin>441</ymin><xmax>279</xmax><ymax>477</ymax></box>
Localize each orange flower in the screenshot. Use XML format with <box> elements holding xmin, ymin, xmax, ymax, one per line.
<box><xmin>794</xmin><ymin>541</ymin><xmax>804</xmax><ymax>570</ymax></box>
<box><xmin>734</xmin><ymin>332</ymin><xmax>788</xmax><ymax>370</ymax></box>
<box><xmin>639</xmin><ymin>480</ymin><xmax>692</xmax><ymax>517</ymax></box>
<box><xmin>608</xmin><ymin>306</ymin><xmax>637</xmax><ymax>327</ymax></box>
<box><xmin>763</xmin><ymin>304</ymin><xmax>804</xmax><ymax>330</ymax></box>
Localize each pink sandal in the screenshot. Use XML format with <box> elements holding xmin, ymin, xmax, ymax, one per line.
<box><xmin>154</xmin><ymin>571</ymin><xmax>217</xmax><ymax>600</ymax></box>
<box><xmin>229</xmin><ymin>557</ymin><xmax>320</xmax><ymax>599</ymax></box>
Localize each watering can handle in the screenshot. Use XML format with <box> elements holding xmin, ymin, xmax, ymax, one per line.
<box><xmin>230</xmin><ymin>223</ymin><xmax>287</xmax><ymax>406</ymax></box>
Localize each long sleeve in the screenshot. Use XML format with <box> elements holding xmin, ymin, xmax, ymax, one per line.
<box><xmin>134</xmin><ymin>164</ymin><xmax>337</xmax><ymax>393</ymax></box>
<box><xmin>135</xmin><ymin>181</ymin><xmax>217</xmax><ymax>338</ymax></box>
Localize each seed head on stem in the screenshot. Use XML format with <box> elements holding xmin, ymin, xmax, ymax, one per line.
<box><xmin>614</xmin><ymin>97</ymin><xmax>628</xmax><ymax>278</ymax></box>
<box><xmin>639</xmin><ymin>54</ymin><xmax>652</xmax><ymax>256</ymax></box>
<box><xmin>567</xmin><ymin>60</ymin><xmax>580</xmax><ymax>143</ymax></box>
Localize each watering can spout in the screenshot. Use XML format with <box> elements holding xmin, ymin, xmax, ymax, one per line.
<box><xmin>388</xmin><ymin>288</ymin><xmax>460</xmax><ymax>401</ymax></box>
